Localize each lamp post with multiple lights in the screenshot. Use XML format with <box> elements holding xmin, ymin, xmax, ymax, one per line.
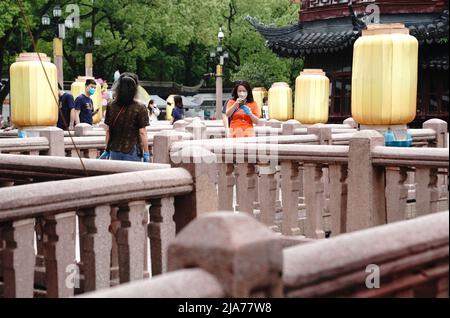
<box><xmin>42</xmin><ymin>5</ymin><xmax>74</xmax><ymax>88</ymax></box>
<box><xmin>76</xmin><ymin>30</ymin><xmax>101</xmax><ymax>77</ymax></box>
<box><xmin>210</xmin><ymin>27</ymin><xmax>229</xmax><ymax>119</ymax></box>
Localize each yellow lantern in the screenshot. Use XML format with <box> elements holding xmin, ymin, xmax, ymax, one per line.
<box><xmin>294</xmin><ymin>69</ymin><xmax>330</xmax><ymax>124</ymax></box>
<box><xmin>10</xmin><ymin>53</ymin><xmax>58</xmax><ymax>127</ymax></box>
<box><xmin>166</xmin><ymin>95</ymin><xmax>175</xmax><ymax>121</ymax></box>
<box><xmin>71</xmin><ymin>76</ymin><xmax>102</xmax><ymax>124</ymax></box>
<box><xmin>252</xmin><ymin>87</ymin><xmax>268</xmax><ymax>113</ymax></box>
<box><xmin>352</xmin><ymin>23</ymin><xmax>418</xmax><ymax>125</ymax></box>
<box><xmin>268</xmin><ymin>82</ymin><xmax>293</xmax><ymax>121</ymax></box>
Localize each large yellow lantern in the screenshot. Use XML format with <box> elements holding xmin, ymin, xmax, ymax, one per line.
<box><xmin>352</xmin><ymin>23</ymin><xmax>418</xmax><ymax>125</ymax></box>
<box><xmin>166</xmin><ymin>95</ymin><xmax>175</xmax><ymax>121</ymax></box>
<box><xmin>294</xmin><ymin>69</ymin><xmax>330</xmax><ymax>124</ymax></box>
<box><xmin>71</xmin><ymin>76</ymin><xmax>102</xmax><ymax>124</ymax></box>
<box><xmin>268</xmin><ymin>82</ymin><xmax>293</xmax><ymax>121</ymax></box>
<box><xmin>252</xmin><ymin>87</ymin><xmax>268</xmax><ymax>113</ymax></box>
<box><xmin>10</xmin><ymin>53</ymin><xmax>58</xmax><ymax>127</ymax></box>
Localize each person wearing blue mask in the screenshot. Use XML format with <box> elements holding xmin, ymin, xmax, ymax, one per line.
<box><xmin>74</xmin><ymin>79</ymin><xmax>100</xmax><ymax>126</ymax></box>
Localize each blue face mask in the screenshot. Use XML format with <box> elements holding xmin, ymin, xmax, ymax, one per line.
<box><xmin>88</xmin><ymin>87</ymin><xmax>96</xmax><ymax>95</ymax></box>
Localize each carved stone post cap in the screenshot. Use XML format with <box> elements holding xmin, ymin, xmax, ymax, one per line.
<box><xmin>168</xmin><ymin>212</ymin><xmax>283</xmax><ymax>297</ymax></box>
<box><xmin>343</xmin><ymin>117</ymin><xmax>357</xmax><ymax>128</ymax></box>
<box><xmin>173</xmin><ymin>120</ymin><xmax>188</xmax><ymax>130</ymax></box>
<box><xmin>350</xmin><ymin>130</ymin><xmax>384</xmax><ymax>140</ymax></box>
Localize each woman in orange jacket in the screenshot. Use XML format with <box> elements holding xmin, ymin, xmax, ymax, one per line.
<box><xmin>225</xmin><ymin>81</ymin><xmax>261</xmax><ymax>138</ymax></box>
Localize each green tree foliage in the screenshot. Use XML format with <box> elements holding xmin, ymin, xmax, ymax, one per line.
<box><xmin>0</xmin><ymin>0</ymin><xmax>303</xmax><ymax>111</ymax></box>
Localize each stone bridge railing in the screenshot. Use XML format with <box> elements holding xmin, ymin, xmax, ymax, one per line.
<box><xmin>81</xmin><ymin>211</ymin><xmax>449</xmax><ymax>298</ymax></box>
<box><xmin>0</xmin><ymin>119</ymin><xmax>445</xmax><ymax>161</ymax></box>
<box><xmin>0</xmin><ymin>154</ymin><xmax>220</xmax><ymax>298</ymax></box>
<box><xmin>155</xmin><ymin>127</ymin><xmax>448</xmax><ymax>239</ymax></box>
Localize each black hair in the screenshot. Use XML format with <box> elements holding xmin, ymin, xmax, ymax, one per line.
<box><xmin>114</xmin><ymin>73</ymin><xmax>138</xmax><ymax>106</ymax></box>
<box><xmin>263</xmin><ymin>96</ymin><xmax>268</xmax><ymax>104</ymax></box>
<box><xmin>148</xmin><ymin>100</ymin><xmax>155</xmax><ymax>114</ymax></box>
<box><xmin>85</xmin><ymin>79</ymin><xmax>96</xmax><ymax>87</ymax></box>
<box><xmin>58</xmin><ymin>83</ymin><xmax>63</xmax><ymax>91</ymax></box>
<box><xmin>174</xmin><ymin>96</ymin><xmax>183</xmax><ymax>108</ymax></box>
<box><xmin>231</xmin><ymin>80</ymin><xmax>254</xmax><ymax>103</ymax></box>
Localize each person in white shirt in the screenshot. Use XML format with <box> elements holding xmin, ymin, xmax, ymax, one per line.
<box><xmin>147</xmin><ymin>99</ymin><xmax>161</xmax><ymax>123</ymax></box>
<box><xmin>262</xmin><ymin>96</ymin><xmax>269</xmax><ymax>120</ymax></box>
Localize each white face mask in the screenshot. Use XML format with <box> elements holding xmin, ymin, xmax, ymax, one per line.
<box><xmin>238</xmin><ymin>91</ymin><xmax>248</xmax><ymax>99</ymax></box>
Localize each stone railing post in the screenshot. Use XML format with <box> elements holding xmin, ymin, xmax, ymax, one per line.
<box><xmin>282</xmin><ymin>120</ymin><xmax>302</xmax><ymax>136</ymax></box>
<box><xmin>24</xmin><ymin>127</ymin><xmax>65</xmax><ymax>156</ymax></box>
<box><xmin>343</xmin><ymin>117</ymin><xmax>358</xmax><ymax>129</ymax></box>
<box><xmin>423</xmin><ymin>119</ymin><xmax>448</xmax><ymax>148</ymax></box>
<box><xmin>74</xmin><ymin>123</ymin><xmax>93</xmax><ymax>137</ymax></box>
<box><xmin>347</xmin><ymin>131</ymin><xmax>386</xmax><ymax>232</ymax></box>
<box><xmin>423</xmin><ymin>119</ymin><xmax>448</xmax><ymax>200</ymax></box>
<box><xmin>186</xmin><ymin>119</ymin><xmax>207</xmax><ymax>140</ymax></box>
<box><xmin>170</xmin><ymin>146</ymin><xmax>219</xmax><ymax>232</ymax></box>
<box><xmin>153</xmin><ymin>131</ymin><xmax>183</xmax><ymax>165</ymax></box>
<box><xmin>173</xmin><ymin>120</ymin><xmax>188</xmax><ymax>132</ymax></box>
<box><xmin>307</xmin><ymin>124</ymin><xmax>332</xmax><ymax>145</ymax></box>
<box><xmin>168</xmin><ymin>212</ymin><xmax>283</xmax><ymax>298</ymax></box>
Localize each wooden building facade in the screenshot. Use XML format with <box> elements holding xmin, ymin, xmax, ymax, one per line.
<box><xmin>250</xmin><ymin>0</ymin><xmax>449</xmax><ymax>126</ymax></box>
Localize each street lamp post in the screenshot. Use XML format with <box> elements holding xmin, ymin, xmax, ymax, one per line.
<box><xmin>212</xmin><ymin>27</ymin><xmax>228</xmax><ymax>119</ymax></box>
<box><xmin>76</xmin><ymin>30</ymin><xmax>101</xmax><ymax>77</ymax></box>
<box><xmin>41</xmin><ymin>5</ymin><xmax>73</xmax><ymax>88</ymax></box>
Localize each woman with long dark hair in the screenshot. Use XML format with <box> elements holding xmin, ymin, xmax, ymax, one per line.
<box><xmin>99</xmin><ymin>73</ymin><xmax>150</xmax><ymax>162</ymax></box>
<box><xmin>171</xmin><ymin>95</ymin><xmax>185</xmax><ymax>124</ymax></box>
<box><xmin>147</xmin><ymin>99</ymin><xmax>161</xmax><ymax>123</ymax></box>
<box><xmin>225</xmin><ymin>80</ymin><xmax>260</xmax><ymax>138</ymax></box>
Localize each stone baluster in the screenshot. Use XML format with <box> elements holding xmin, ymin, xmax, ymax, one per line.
<box><xmin>385</xmin><ymin>167</ymin><xmax>409</xmax><ymax>223</ymax></box>
<box><xmin>235</xmin><ymin>163</ymin><xmax>257</xmax><ymax>215</ymax></box>
<box><xmin>85</xmin><ymin>149</ymin><xmax>99</xmax><ymax>159</ymax></box>
<box><xmin>328</xmin><ymin>164</ymin><xmax>348</xmax><ymax>236</ymax></box>
<box><xmin>34</xmin><ymin>218</ymin><xmax>46</xmax><ymax>289</ymax></box>
<box><xmin>347</xmin><ymin>131</ymin><xmax>386</xmax><ymax>232</ymax></box>
<box><xmin>280</xmin><ymin>160</ymin><xmax>301</xmax><ymax>236</ymax></box>
<box><xmin>116</xmin><ymin>201</ymin><xmax>147</xmax><ymax>283</ymax></box>
<box><xmin>168</xmin><ymin>212</ymin><xmax>283</xmax><ymax>298</ymax></box>
<box><xmin>109</xmin><ymin>207</ymin><xmax>120</xmax><ymax>286</ymax></box>
<box><xmin>148</xmin><ymin>197</ymin><xmax>176</xmax><ymax>276</ymax></box>
<box><xmin>415</xmin><ymin>167</ymin><xmax>440</xmax><ymax>217</ymax></box>
<box><xmin>258</xmin><ymin>163</ymin><xmax>278</xmax><ymax>231</ymax></box>
<box><xmin>2</xmin><ymin>219</ymin><xmax>35</xmax><ymax>298</ymax></box>
<box><xmin>80</xmin><ymin>205</ymin><xmax>112</xmax><ymax>292</ymax></box>
<box><xmin>218</xmin><ymin>163</ymin><xmax>235</xmax><ymax>211</ymax></box>
<box><xmin>44</xmin><ymin>212</ymin><xmax>77</xmax><ymax>298</ymax></box>
<box><xmin>303</xmin><ymin>163</ymin><xmax>325</xmax><ymax>239</ymax></box>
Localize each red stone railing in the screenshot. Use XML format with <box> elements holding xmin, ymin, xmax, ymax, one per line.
<box><xmin>81</xmin><ymin>211</ymin><xmax>449</xmax><ymax>298</ymax></box>
<box><xmin>0</xmin><ymin>162</ymin><xmax>221</xmax><ymax>298</ymax></box>
<box><xmin>158</xmin><ymin>126</ymin><xmax>448</xmax><ymax>239</ymax></box>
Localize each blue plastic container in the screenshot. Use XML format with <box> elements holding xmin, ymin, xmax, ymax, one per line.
<box><xmin>384</xmin><ymin>130</ymin><xmax>412</xmax><ymax>147</ymax></box>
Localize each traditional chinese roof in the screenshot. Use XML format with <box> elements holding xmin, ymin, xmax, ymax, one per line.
<box><xmin>248</xmin><ymin>9</ymin><xmax>449</xmax><ymax>58</ymax></box>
